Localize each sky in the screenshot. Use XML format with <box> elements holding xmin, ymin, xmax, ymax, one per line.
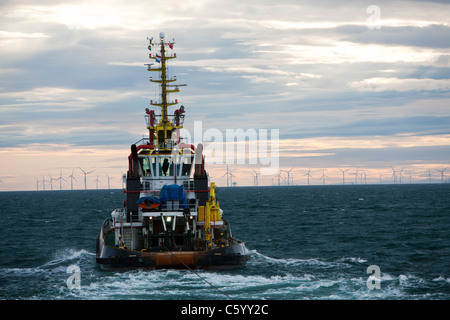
<box><xmin>0</xmin><ymin>0</ymin><xmax>449</xmax><ymax>191</ymax></box>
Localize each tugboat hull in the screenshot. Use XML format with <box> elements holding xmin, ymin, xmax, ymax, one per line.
<box><xmin>96</xmin><ymin>235</ymin><xmax>250</xmax><ymax>270</ymax></box>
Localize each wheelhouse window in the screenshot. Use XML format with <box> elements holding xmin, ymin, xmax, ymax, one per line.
<box><xmin>141</xmin><ymin>157</ymin><xmax>150</xmax><ymax>176</ymax></box>
<box><xmin>181</xmin><ymin>155</ymin><xmax>193</xmax><ymax>176</ymax></box>
<box><xmin>139</xmin><ymin>155</ymin><xmax>192</xmax><ymax>177</ymax></box>
<box><xmin>159</xmin><ymin>157</ymin><xmax>173</xmax><ymax>176</ymax></box>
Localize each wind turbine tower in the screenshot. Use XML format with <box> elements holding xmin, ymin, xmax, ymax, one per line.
<box><xmin>436</xmin><ymin>168</ymin><xmax>447</xmax><ymax>183</ymax></box>
<box><xmin>320</xmin><ymin>170</ymin><xmax>327</xmax><ymax>185</ymax></box>
<box><xmin>94</xmin><ymin>174</ymin><xmax>101</xmax><ymax>189</ymax></box>
<box><xmin>106</xmin><ymin>174</ymin><xmax>112</xmax><ymax>189</ymax></box>
<box><xmin>229</xmin><ymin>171</ymin><xmax>236</xmax><ymax>187</ymax></box>
<box><xmin>304</xmin><ymin>169</ymin><xmax>313</xmax><ymax>186</ymax></box>
<box><xmin>68</xmin><ymin>168</ymin><xmax>77</xmax><ymax>190</ymax></box>
<box><xmin>281</xmin><ymin>168</ymin><xmax>294</xmax><ymax>186</ymax></box>
<box><xmin>48</xmin><ymin>173</ymin><xmax>54</xmax><ymax>190</ymax></box>
<box><xmin>350</xmin><ymin>169</ymin><xmax>359</xmax><ymax>185</ymax></box>
<box><xmin>251</xmin><ymin>169</ymin><xmax>259</xmax><ymax>187</ymax></box>
<box><xmin>41</xmin><ymin>175</ymin><xmax>48</xmax><ymax>191</ymax></box>
<box><xmin>339</xmin><ymin>168</ymin><xmax>349</xmax><ymax>185</ymax></box>
<box><xmin>275</xmin><ymin>171</ymin><xmax>282</xmax><ymax>186</ymax></box>
<box><xmin>398</xmin><ymin>168</ymin><xmax>404</xmax><ymax>184</ymax></box>
<box><xmin>56</xmin><ymin>170</ymin><xmax>67</xmax><ymax>190</ymax></box>
<box><xmin>391</xmin><ymin>167</ymin><xmax>397</xmax><ymax>184</ymax></box>
<box><xmin>121</xmin><ymin>172</ymin><xmax>126</xmax><ymax>189</ymax></box>
<box><xmin>221</xmin><ymin>166</ymin><xmax>234</xmax><ymax>187</ymax></box>
<box><xmin>79</xmin><ymin>167</ymin><xmax>94</xmax><ymax>190</ymax></box>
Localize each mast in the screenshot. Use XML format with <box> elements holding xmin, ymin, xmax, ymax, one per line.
<box><xmin>146</xmin><ymin>32</ymin><xmax>185</xmax><ymax>151</ymax></box>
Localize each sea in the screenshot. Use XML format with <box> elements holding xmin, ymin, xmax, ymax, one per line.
<box><xmin>0</xmin><ymin>184</ymin><xmax>449</xmax><ymax>301</ymax></box>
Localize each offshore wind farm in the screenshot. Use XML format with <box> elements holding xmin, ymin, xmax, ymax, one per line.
<box><xmin>2</xmin><ymin>164</ymin><xmax>445</xmax><ymax>192</ymax></box>
<box><xmin>211</xmin><ymin>165</ymin><xmax>450</xmax><ymax>188</ymax></box>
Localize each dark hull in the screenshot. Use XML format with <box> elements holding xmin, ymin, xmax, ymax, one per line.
<box><xmin>96</xmin><ymin>234</ymin><xmax>250</xmax><ymax>271</ymax></box>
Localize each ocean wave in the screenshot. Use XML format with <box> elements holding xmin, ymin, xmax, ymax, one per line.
<box><xmin>248</xmin><ymin>250</ymin><xmax>367</xmax><ymax>269</ymax></box>
<box><xmin>4</xmin><ymin>260</ymin><xmax>443</xmax><ymax>300</ymax></box>
<box><xmin>39</xmin><ymin>248</ymin><xmax>95</xmax><ymax>270</ymax></box>
<box><xmin>0</xmin><ymin>249</ymin><xmax>93</xmax><ymax>276</ymax></box>
<box><xmin>2</xmin><ymin>248</ymin><xmax>446</xmax><ymax>300</ymax></box>
<box><xmin>433</xmin><ymin>276</ymin><xmax>450</xmax><ymax>283</ymax></box>
<box><xmin>336</xmin><ymin>257</ymin><xmax>368</xmax><ymax>264</ymax></box>
<box><xmin>249</xmin><ymin>249</ymin><xmax>327</xmax><ymax>266</ymax></box>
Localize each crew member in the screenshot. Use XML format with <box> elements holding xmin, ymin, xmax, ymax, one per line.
<box><xmin>174</xmin><ymin>105</ymin><xmax>185</xmax><ymax>126</ymax></box>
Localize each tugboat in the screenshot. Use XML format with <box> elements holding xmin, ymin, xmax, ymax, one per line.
<box><xmin>96</xmin><ymin>33</ymin><xmax>250</xmax><ymax>270</ymax></box>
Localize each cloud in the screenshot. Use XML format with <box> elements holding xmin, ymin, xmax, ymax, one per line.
<box><xmin>348</xmin><ymin>77</ymin><xmax>450</xmax><ymax>92</ymax></box>
<box><xmin>1</xmin><ymin>0</ymin><xmax>450</xmax><ymax>190</ymax></box>
<box><xmin>342</xmin><ymin>25</ymin><xmax>450</xmax><ymax>49</ymax></box>
<box><xmin>0</xmin><ymin>30</ymin><xmax>49</xmax><ymax>39</ymax></box>
<box><xmin>279</xmin><ymin>134</ymin><xmax>450</xmax><ymax>153</ymax></box>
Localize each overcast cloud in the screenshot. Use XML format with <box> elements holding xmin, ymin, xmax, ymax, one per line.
<box><xmin>0</xmin><ymin>0</ymin><xmax>449</xmax><ymax>190</ymax></box>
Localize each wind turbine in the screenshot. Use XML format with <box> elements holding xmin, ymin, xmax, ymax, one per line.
<box><xmin>350</xmin><ymin>169</ymin><xmax>359</xmax><ymax>185</ymax></box>
<box><xmin>106</xmin><ymin>174</ymin><xmax>112</xmax><ymax>189</ymax></box>
<box><xmin>48</xmin><ymin>173</ymin><xmax>54</xmax><ymax>190</ymax></box>
<box><xmin>221</xmin><ymin>166</ymin><xmax>234</xmax><ymax>187</ymax></box>
<box><xmin>41</xmin><ymin>175</ymin><xmax>48</xmax><ymax>191</ymax></box>
<box><xmin>323</xmin><ymin>170</ymin><xmax>328</xmax><ymax>185</ymax></box>
<box><xmin>251</xmin><ymin>169</ymin><xmax>259</xmax><ymax>187</ymax></box>
<box><xmin>398</xmin><ymin>168</ymin><xmax>404</xmax><ymax>184</ymax></box>
<box><xmin>281</xmin><ymin>168</ymin><xmax>294</xmax><ymax>186</ymax></box>
<box><xmin>229</xmin><ymin>171</ymin><xmax>236</xmax><ymax>187</ymax></box>
<box><xmin>338</xmin><ymin>168</ymin><xmax>349</xmax><ymax>185</ymax></box>
<box><xmin>55</xmin><ymin>170</ymin><xmax>67</xmax><ymax>190</ymax></box>
<box><xmin>319</xmin><ymin>170</ymin><xmax>327</xmax><ymax>185</ymax></box>
<box><xmin>79</xmin><ymin>167</ymin><xmax>94</xmax><ymax>190</ymax></box>
<box><xmin>68</xmin><ymin>168</ymin><xmax>77</xmax><ymax>190</ymax></box>
<box><xmin>304</xmin><ymin>169</ymin><xmax>313</xmax><ymax>186</ymax></box>
<box><xmin>428</xmin><ymin>169</ymin><xmax>432</xmax><ymax>184</ymax></box>
<box><xmin>275</xmin><ymin>171</ymin><xmax>282</xmax><ymax>186</ymax></box>
<box><xmin>121</xmin><ymin>172</ymin><xmax>126</xmax><ymax>189</ymax></box>
<box><xmin>357</xmin><ymin>170</ymin><xmax>367</xmax><ymax>184</ymax></box>
<box><xmin>34</xmin><ymin>177</ymin><xmax>40</xmax><ymax>191</ymax></box>
<box><xmin>94</xmin><ymin>174</ymin><xmax>101</xmax><ymax>189</ymax></box>
<box><xmin>391</xmin><ymin>167</ymin><xmax>397</xmax><ymax>184</ymax></box>
<box><xmin>436</xmin><ymin>168</ymin><xmax>447</xmax><ymax>183</ymax></box>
